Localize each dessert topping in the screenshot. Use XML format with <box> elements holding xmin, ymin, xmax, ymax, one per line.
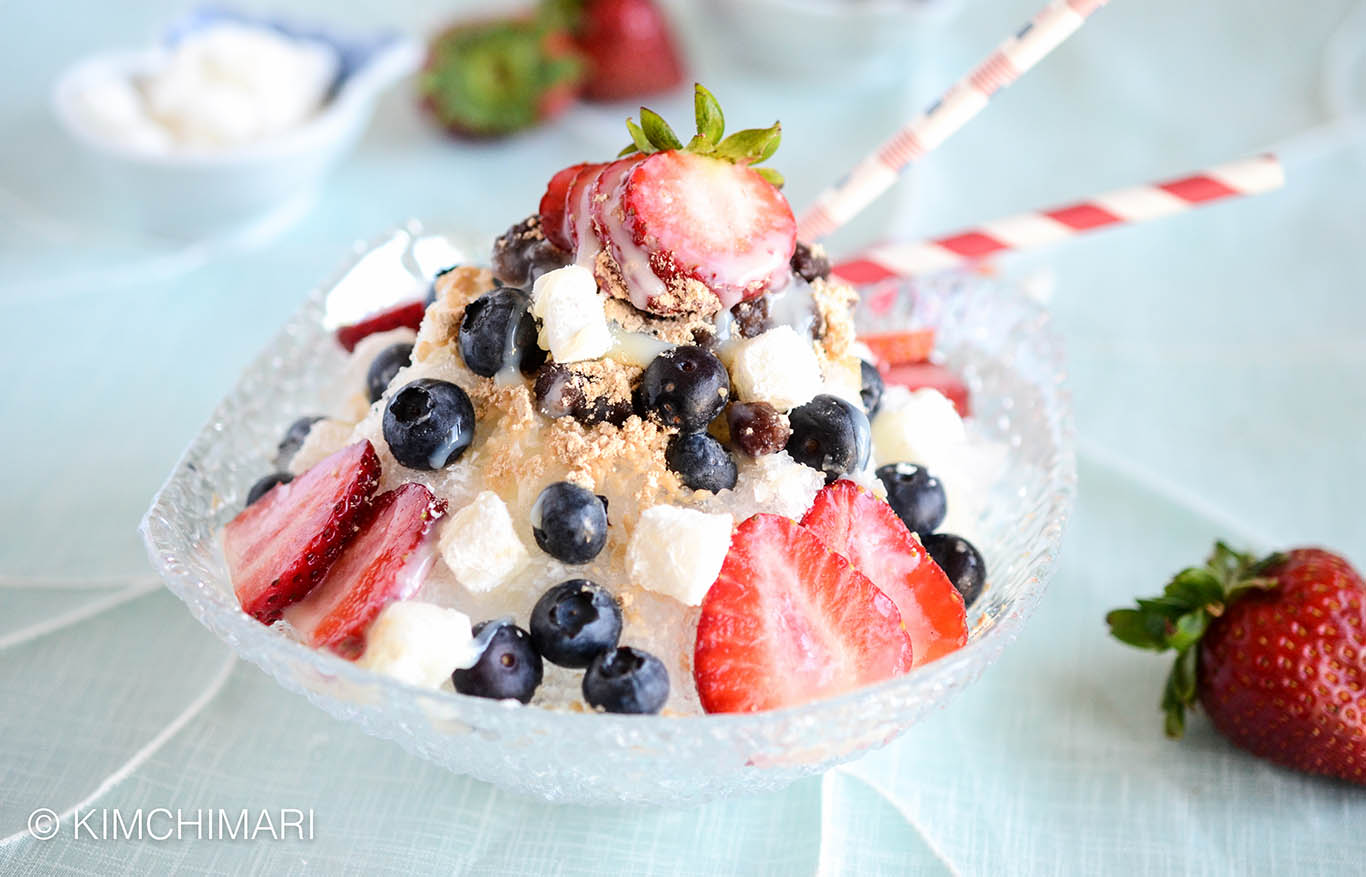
<box><xmin>531</xmin><ymin>481</ymin><xmax>609</xmax><ymax>564</ymax></box>
<box><xmin>382</xmin><ymin>378</ymin><xmax>476</xmax><ymax>470</ymax></box>
<box><xmin>438</xmin><ymin>491</ymin><xmax>532</xmax><ymax>593</ymax></box>
<box><xmin>452</xmin><ymin>620</ymin><xmax>544</xmax><ymax>703</ymax></box>
<box><xmin>693</xmin><ymin>513</ymin><xmax>913</xmax><ymax>713</ymax></box>
<box><xmin>530</xmin><ymin>265</ymin><xmax>614</xmax><ymax>363</ymax></box>
<box><xmin>459</xmin><ymin>287</ymin><xmax>546</xmax><ymax>377</ymax></box>
<box><xmin>801</xmin><ymin>480</ymin><xmax>968</xmax><ymax>666</ymax></box>
<box><xmin>224</xmin><ymin>440</ymin><xmax>381</xmax><ymax>624</ymax></box>
<box><xmin>875</xmin><ymin>462</ymin><xmax>947</xmax><ymax>537</ymax></box>
<box><xmin>283</xmin><ymin>482</ymin><xmax>447</xmax><ymax>657</ymax></box>
<box><xmin>583</xmin><ymin>646</ymin><xmax>670</xmax><ymax>714</ymax></box>
<box><xmin>358</xmin><ymin>601</ymin><xmax>482</xmax><ymax>689</ymax></box>
<box><xmin>665</xmin><ymin>432</ymin><xmax>737</xmax><ymax>493</ymax></box>
<box><xmin>627</xmin><ymin>504</ymin><xmax>734</xmax><ymax>607</ymax></box>
<box><xmin>529</xmin><ymin>579</ymin><xmax>623</xmax><ymax>668</ymax></box>
<box><xmin>729</xmin><ymin>325</ymin><xmax>825</xmax><ymax>412</ymax></box>
<box><xmin>785</xmin><ymin>395</ymin><xmax>871</xmax><ymax>484</ymax></box>
<box><xmin>635</xmin><ymin>345</ymin><xmax>730</xmax><ymax>432</ymax></box>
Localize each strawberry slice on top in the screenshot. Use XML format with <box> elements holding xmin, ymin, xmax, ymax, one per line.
<box><xmin>554</xmin><ymin>85</ymin><xmax>794</xmax><ymax>316</ymax></box>
<box><xmin>539</xmin><ymin>162</ymin><xmax>592</xmax><ymax>251</ymax></box>
<box><xmin>619</xmin><ymin>150</ymin><xmax>795</xmax><ymax>313</ymax></box>
<box><xmin>694</xmin><ymin>514</ymin><xmax>914</xmax><ymax>714</ymax></box>
<box><xmin>225</xmin><ymin>440</ymin><xmax>382</xmax><ymax>625</ymax></box>
<box><xmin>801</xmin><ymin>481</ymin><xmax>968</xmax><ymax>666</ymax></box>
<box><xmin>284</xmin><ymin>482</ymin><xmax>447</xmax><ymax>659</ymax></box>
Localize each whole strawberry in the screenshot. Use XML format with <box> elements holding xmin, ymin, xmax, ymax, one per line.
<box><xmin>1108</xmin><ymin>543</ymin><xmax>1366</xmax><ymax>784</ymax></box>
<box><xmin>420</xmin><ymin>18</ymin><xmax>583</xmax><ymax>139</ymax></box>
<box><xmin>547</xmin><ymin>0</ymin><xmax>685</xmax><ymax>101</ymax></box>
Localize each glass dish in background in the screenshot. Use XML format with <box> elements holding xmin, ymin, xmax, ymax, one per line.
<box><xmin>140</xmin><ymin>227</ymin><xmax>1074</xmax><ymax>805</ymax></box>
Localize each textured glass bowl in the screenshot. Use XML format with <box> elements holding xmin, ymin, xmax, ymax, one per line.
<box><xmin>141</xmin><ymin>228</ymin><xmax>1075</xmax><ymax>805</ymax></box>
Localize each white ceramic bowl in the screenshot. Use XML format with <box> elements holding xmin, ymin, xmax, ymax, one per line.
<box><xmin>51</xmin><ymin>12</ymin><xmax>420</xmax><ymax>240</ymax></box>
<box><xmin>141</xmin><ymin>228</ymin><xmax>1074</xmax><ymax>805</ymax></box>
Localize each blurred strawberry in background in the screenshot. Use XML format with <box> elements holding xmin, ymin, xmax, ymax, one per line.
<box><xmin>420</xmin><ymin>0</ymin><xmax>685</xmax><ymax>139</ymax></box>
<box><xmin>557</xmin><ymin>0</ymin><xmax>686</xmax><ymax>101</ymax></box>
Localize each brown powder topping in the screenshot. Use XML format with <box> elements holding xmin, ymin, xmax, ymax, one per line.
<box><xmin>594</xmin><ymin>248</ymin><xmax>722</xmax><ymax>321</ymax></box>
<box><xmin>415</xmin><ymin>266</ymin><xmax>494</xmax><ymax>362</ymax></box>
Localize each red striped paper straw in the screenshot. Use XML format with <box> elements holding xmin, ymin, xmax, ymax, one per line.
<box><xmin>798</xmin><ymin>0</ymin><xmax>1110</xmax><ymax>242</ymax></box>
<box><xmin>831</xmin><ymin>154</ymin><xmax>1285</xmax><ymax>284</ymax></box>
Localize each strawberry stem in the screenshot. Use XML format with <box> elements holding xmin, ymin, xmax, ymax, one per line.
<box><xmin>1106</xmin><ymin>542</ymin><xmax>1282</xmax><ymax>738</ymax></box>
<box><xmin>617</xmin><ymin>84</ymin><xmax>784</xmax><ymax>185</ymax></box>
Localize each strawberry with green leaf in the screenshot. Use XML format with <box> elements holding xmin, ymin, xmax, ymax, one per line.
<box><xmin>420</xmin><ymin>18</ymin><xmax>584</xmax><ymax>139</ymax></box>
<box><xmin>540</xmin><ymin>84</ymin><xmax>797</xmax><ymax>315</ymax></box>
<box><xmin>1108</xmin><ymin>543</ymin><xmax>1366</xmax><ymax>784</ymax></box>
<box><xmin>546</xmin><ymin>0</ymin><xmax>685</xmax><ymax>101</ymax></box>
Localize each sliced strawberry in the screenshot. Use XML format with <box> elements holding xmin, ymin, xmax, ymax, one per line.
<box><xmin>618</xmin><ymin>150</ymin><xmax>796</xmax><ymax>314</ymax></box>
<box><xmin>694</xmin><ymin>514</ymin><xmax>913</xmax><ymax>714</ymax></box>
<box><xmin>539</xmin><ymin>162</ymin><xmax>591</xmax><ymax>251</ymax></box>
<box><xmin>801</xmin><ymin>481</ymin><xmax>967</xmax><ymax>666</ymax></box>
<box><xmin>562</xmin><ymin>161</ymin><xmax>608</xmax><ymax>252</ymax></box>
<box><xmin>884</xmin><ymin>362</ymin><xmax>971</xmax><ymax>417</ymax></box>
<box><xmin>589</xmin><ymin>154</ymin><xmax>655</xmax><ymax>299</ymax></box>
<box><xmin>861</xmin><ymin>330</ymin><xmax>935</xmax><ymax>367</ymax></box>
<box><xmin>283</xmin><ymin>483</ymin><xmax>447</xmax><ymax>658</ymax></box>
<box><xmin>574</xmin><ymin>0</ymin><xmax>685</xmax><ymax>102</ymax></box>
<box><xmin>225</xmin><ymin>440</ymin><xmax>382</xmax><ymax>625</ymax></box>
<box><xmin>335</xmin><ymin>301</ymin><xmax>426</xmax><ymax>353</ymax></box>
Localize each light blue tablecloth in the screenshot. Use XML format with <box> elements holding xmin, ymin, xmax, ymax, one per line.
<box><xmin>3</xmin><ymin>0</ymin><xmax>1365</xmax><ymax>873</ymax></box>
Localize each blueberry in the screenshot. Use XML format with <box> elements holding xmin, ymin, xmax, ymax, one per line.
<box><xmin>531</xmin><ymin>482</ymin><xmax>608</xmax><ymax>564</ymax></box>
<box><xmin>382</xmin><ymin>378</ymin><xmax>476</xmax><ymax>470</ymax></box>
<box><xmin>582</xmin><ymin>646</ymin><xmax>669</xmax><ymax>714</ymax></box>
<box><xmin>785</xmin><ymin>394</ymin><xmax>871</xmax><ymax>483</ymax></box>
<box><xmin>245</xmin><ymin>472</ymin><xmax>292</xmax><ymax>507</ymax></box>
<box><xmin>366</xmin><ymin>342</ymin><xmax>414</xmax><ymax>403</ymax></box>
<box><xmin>452</xmin><ymin>621</ymin><xmax>543</xmax><ymax>703</ymax></box>
<box><xmin>636</xmin><ymin>346</ymin><xmax>730</xmax><ymax>432</ymax></box>
<box><xmin>275</xmin><ymin>415</ymin><xmax>323</xmax><ymax>467</ymax></box>
<box><xmin>859</xmin><ymin>360</ymin><xmax>885</xmax><ymax>418</ymax></box>
<box><xmin>666</xmin><ymin>432</ymin><xmax>737</xmax><ymax>493</ymax></box>
<box><xmin>922</xmin><ymin>533</ymin><xmax>986</xmax><ymax>608</ymax></box>
<box><xmin>530</xmin><ymin>579</ymin><xmax>622</xmax><ymax>668</ymax></box>
<box><xmin>458</xmin><ymin>287</ymin><xmax>546</xmax><ymax>378</ymax></box>
<box><xmin>491</xmin><ymin>216</ymin><xmax>572</xmax><ymax>289</ymax></box>
<box><xmin>876</xmin><ymin>463</ymin><xmax>946</xmax><ymax>536</ymax></box>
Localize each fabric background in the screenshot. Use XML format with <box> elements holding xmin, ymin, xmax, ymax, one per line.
<box><xmin>2</xmin><ymin>0</ymin><xmax>1364</xmax><ymax>873</ymax></box>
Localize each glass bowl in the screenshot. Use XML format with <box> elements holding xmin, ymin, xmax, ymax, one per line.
<box><xmin>141</xmin><ymin>228</ymin><xmax>1075</xmax><ymax>805</ymax></box>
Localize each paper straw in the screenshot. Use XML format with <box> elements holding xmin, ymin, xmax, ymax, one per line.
<box><xmin>798</xmin><ymin>0</ymin><xmax>1110</xmax><ymax>241</ymax></box>
<box><xmin>831</xmin><ymin>154</ymin><xmax>1285</xmax><ymax>284</ymax></box>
